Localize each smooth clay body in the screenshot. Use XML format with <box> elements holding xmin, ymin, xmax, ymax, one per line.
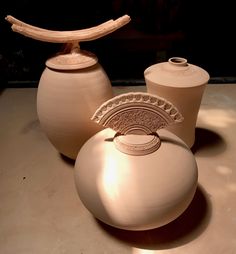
<box><xmin>74</xmin><ymin>92</ymin><xmax>198</xmax><ymax>231</ymax></box>
<box><xmin>37</xmin><ymin>63</ymin><xmax>113</xmax><ymax>159</ymax></box>
<box><xmin>144</xmin><ymin>57</ymin><xmax>210</xmax><ymax>148</ymax></box>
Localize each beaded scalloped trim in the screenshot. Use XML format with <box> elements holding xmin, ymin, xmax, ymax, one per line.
<box><xmin>92</xmin><ymin>92</ymin><xmax>183</xmax><ymax>135</ymax></box>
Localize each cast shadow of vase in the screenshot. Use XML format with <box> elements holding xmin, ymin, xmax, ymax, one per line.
<box><xmin>59</xmin><ymin>153</ymin><xmax>75</xmax><ymax>167</ymax></box>
<box><xmin>192</xmin><ymin>127</ymin><xmax>227</xmax><ymax>157</ymax></box>
<box><xmin>96</xmin><ymin>184</ymin><xmax>211</xmax><ymax>250</ymax></box>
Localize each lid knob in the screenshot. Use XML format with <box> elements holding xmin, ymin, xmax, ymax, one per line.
<box><xmin>92</xmin><ymin>92</ymin><xmax>183</xmax><ymax>155</ymax></box>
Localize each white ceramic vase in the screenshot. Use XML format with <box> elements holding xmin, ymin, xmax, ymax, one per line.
<box><xmin>75</xmin><ymin>92</ymin><xmax>198</xmax><ymax>230</ymax></box>
<box><xmin>144</xmin><ymin>57</ymin><xmax>210</xmax><ymax>148</ymax></box>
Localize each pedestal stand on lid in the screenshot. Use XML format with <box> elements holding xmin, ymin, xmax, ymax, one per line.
<box><xmin>144</xmin><ymin>57</ymin><xmax>209</xmax><ymax>148</ymax></box>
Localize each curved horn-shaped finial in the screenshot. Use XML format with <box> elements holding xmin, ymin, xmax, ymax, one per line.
<box><xmin>5</xmin><ymin>15</ymin><xmax>131</xmax><ymax>43</ymax></box>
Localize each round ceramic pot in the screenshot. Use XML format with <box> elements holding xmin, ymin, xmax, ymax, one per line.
<box><xmin>74</xmin><ymin>92</ymin><xmax>198</xmax><ymax>230</ymax></box>
<box><xmin>144</xmin><ymin>57</ymin><xmax>210</xmax><ymax>148</ymax></box>
<box><xmin>37</xmin><ymin>61</ymin><xmax>113</xmax><ymax>160</ymax></box>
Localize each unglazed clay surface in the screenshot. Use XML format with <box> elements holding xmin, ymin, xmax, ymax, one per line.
<box><xmin>75</xmin><ymin>128</ymin><xmax>198</xmax><ymax>230</ymax></box>
<box><xmin>75</xmin><ymin>92</ymin><xmax>198</xmax><ymax>230</ymax></box>
<box><xmin>144</xmin><ymin>57</ymin><xmax>210</xmax><ymax>148</ymax></box>
<box><xmin>37</xmin><ymin>64</ymin><xmax>113</xmax><ymax>159</ymax></box>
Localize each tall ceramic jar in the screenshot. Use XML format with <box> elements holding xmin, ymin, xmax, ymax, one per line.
<box><xmin>144</xmin><ymin>57</ymin><xmax>209</xmax><ymax>148</ymax></box>
<box><xmin>6</xmin><ymin>15</ymin><xmax>131</xmax><ymax>159</ymax></box>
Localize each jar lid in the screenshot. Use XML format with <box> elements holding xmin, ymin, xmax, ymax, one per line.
<box><xmin>144</xmin><ymin>57</ymin><xmax>210</xmax><ymax>88</ymax></box>
<box><xmin>46</xmin><ymin>49</ymin><xmax>98</xmax><ymax>70</ymax></box>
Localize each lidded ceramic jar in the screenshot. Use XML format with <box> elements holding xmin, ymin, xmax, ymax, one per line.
<box><xmin>74</xmin><ymin>92</ymin><xmax>198</xmax><ymax>231</ymax></box>
<box><xmin>36</xmin><ymin>46</ymin><xmax>113</xmax><ymax>160</ymax></box>
<box><xmin>6</xmin><ymin>15</ymin><xmax>130</xmax><ymax>159</ymax></box>
<box><xmin>144</xmin><ymin>57</ymin><xmax>210</xmax><ymax>148</ymax></box>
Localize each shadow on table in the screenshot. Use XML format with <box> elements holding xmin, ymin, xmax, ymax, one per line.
<box><xmin>0</xmin><ymin>88</ymin><xmax>5</xmax><ymax>95</ymax></box>
<box><xmin>59</xmin><ymin>153</ymin><xmax>75</xmax><ymax>167</ymax></box>
<box><xmin>192</xmin><ymin>127</ymin><xmax>227</xmax><ymax>156</ymax></box>
<box><xmin>96</xmin><ymin>184</ymin><xmax>211</xmax><ymax>250</ymax></box>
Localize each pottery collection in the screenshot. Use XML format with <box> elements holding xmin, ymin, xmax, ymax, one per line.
<box><xmin>7</xmin><ymin>15</ymin><xmax>209</xmax><ymax>231</ymax></box>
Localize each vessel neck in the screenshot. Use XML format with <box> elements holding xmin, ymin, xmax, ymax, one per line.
<box><xmin>168</xmin><ymin>57</ymin><xmax>188</xmax><ymax>67</ymax></box>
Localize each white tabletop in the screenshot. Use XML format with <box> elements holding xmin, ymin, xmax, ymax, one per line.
<box><xmin>0</xmin><ymin>84</ymin><xmax>236</xmax><ymax>254</ymax></box>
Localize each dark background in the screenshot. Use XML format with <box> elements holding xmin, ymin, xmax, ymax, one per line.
<box><xmin>1</xmin><ymin>0</ymin><xmax>235</xmax><ymax>87</ymax></box>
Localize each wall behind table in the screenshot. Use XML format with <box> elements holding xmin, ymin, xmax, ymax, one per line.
<box><xmin>1</xmin><ymin>0</ymin><xmax>236</xmax><ymax>88</ymax></box>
